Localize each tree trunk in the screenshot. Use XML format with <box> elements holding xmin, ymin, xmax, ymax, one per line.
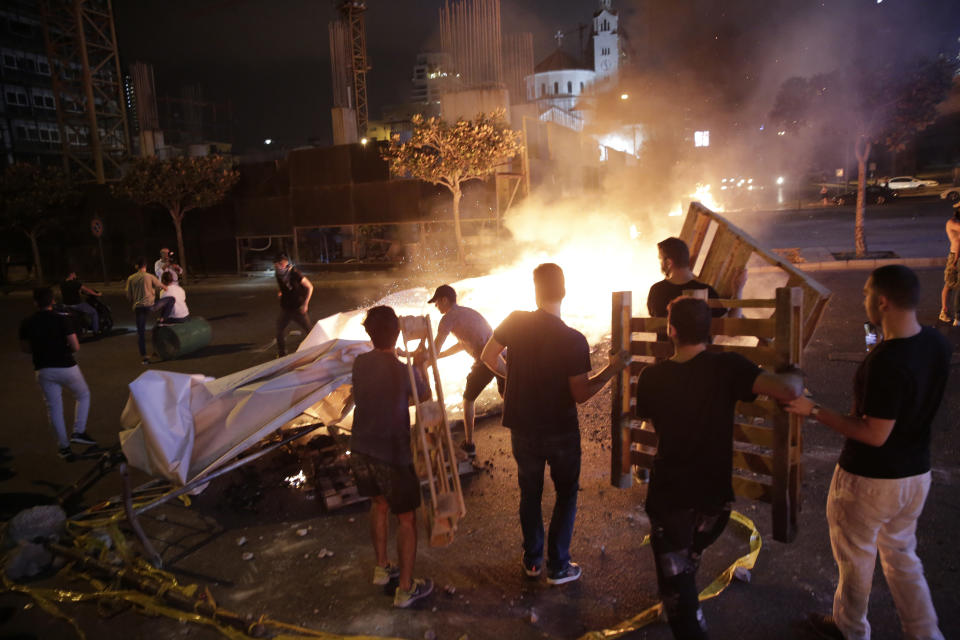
<box><xmin>170</xmin><ymin>208</ymin><xmax>187</xmax><ymax>277</ymax></box>
<box><xmin>451</xmin><ymin>185</ymin><xmax>465</xmax><ymax>264</ymax></box>
<box><xmin>27</xmin><ymin>229</ymin><xmax>43</xmax><ymax>283</ymax></box>
<box><xmin>854</xmin><ymin>138</ymin><xmax>871</xmax><ymax>258</ymax></box>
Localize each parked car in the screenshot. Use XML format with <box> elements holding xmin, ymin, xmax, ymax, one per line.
<box><xmin>885</xmin><ymin>176</ymin><xmax>939</xmax><ymax>190</ymax></box>
<box><xmin>834</xmin><ymin>185</ymin><xmax>899</xmax><ymax>206</ymax></box>
<box><xmin>940</xmin><ymin>186</ymin><xmax>960</xmax><ymax>204</ymax></box>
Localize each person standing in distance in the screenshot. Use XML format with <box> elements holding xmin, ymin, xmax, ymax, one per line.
<box><xmin>787</xmin><ymin>265</ymin><xmax>951</xmax><ymax>640</ymax></box>
<box><xmin>273</xmin><ymin>253</ymin><xmax>314</xmax><ymax>358</ymax></box>
<box><xmin>19</xmin><ymin>287</ymin><xmax>97</xmax><ymax>460</ymax></box>
<box><xmin>938</xmin><ymin>202</ymin><xmax>960</xmax><ymax>326</ymax></box>
<box><xmin>481</xmin><ymin>263</ymin><xmax>629</xmax><ymax>585</ymax></box>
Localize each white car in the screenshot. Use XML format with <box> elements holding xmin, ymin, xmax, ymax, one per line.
<box><xmin>885</xmin><ymin>176</ymin><xmax>939</xmax><ymax>190</ymax></box>
<box><xmin>940</xmin><ymin>186</ymin><xmax>960</xmax><ymax>203</ymax></box>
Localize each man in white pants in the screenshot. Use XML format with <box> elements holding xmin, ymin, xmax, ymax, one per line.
<box><xmin>788</xmin><ymin>265</ymin><xmax>950</xmax><ymax>640</ymax></box>
<box><xmin>19</xmin><ymin>287</ymin><xmax>97</xmax><ymax>461</ymax></box>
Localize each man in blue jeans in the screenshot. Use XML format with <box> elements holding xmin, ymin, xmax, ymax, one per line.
<box><xmin>482</xmin><ymin>263</ymin><xmax>628</xmax><ymax>584</ymax></box>
<box><xmin>60</xmin><ymin>271</ymin><xmax>102</xmax><ymax>334</ymax></box>
<box><xmin>125</xmin><ymin>257</ymin><xmax>173</xmax><ymax>364</ymax></box>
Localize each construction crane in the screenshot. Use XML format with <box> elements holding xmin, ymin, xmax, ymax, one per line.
<box><xmin>331</xmin><ymin>0</ymin><xmax>370</xmax><ymax>140</ymax></box>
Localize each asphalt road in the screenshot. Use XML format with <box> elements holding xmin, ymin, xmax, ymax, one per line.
<box><xmin>1</xmin><ymin>204</ymin><xmax>958</xmax><ymax>639</ymax></box>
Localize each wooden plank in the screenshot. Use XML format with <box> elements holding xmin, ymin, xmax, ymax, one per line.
<box><xmin>706</xmin><ymin>298</ymin><xmax>776</xmax><ymax>309</ymax></box>
<box><xmin>733</xmin><ymin>422</ymin><xmax>774</xmax><ymax>448</ymax></box>
<box><xmin>630</xmin><ymin>340</ymin><xmax>674</xmax><ymax>360</ymax></box>
<box><xmin>630</xmin><ymin>449</ymin><xmax>656</xmax><ymax>470</ymax></box>
<box><xmin>630</xmin><ymin>317</ymin><xmax>667</xmax><ymax>332</ymax></box>
<box><xmin>629</xmin><ymin>427</ymin><xmax>659</xmax><ymax>448</ymax></box>
<box><xmin>611</xmin><ymin>291</ymin><xmax>633</xmax><ymax>488</ymax></box>
<box><xmin>771</xmin><ymin>286</ymin><xmax>803</xmax><ymax>543</ymax></box>
<box><xmin>705</xmin><ymin>343</ymin><xmax>783</xmax><ymax>369</ymax></box>
<box><xmin>732</xmin><ymin>475</ymin><xmax>773</xmax><ymax>503</ymax></box>
<box><xmin>732</xmin><ymin>449</ymin><xmax>774</xmax><ymax>476</ymax></box>
<box><xmin>711</xmin><ymin>317</ymin><xmax>777</xmax><ymax>339</ymax></box>
<box><xmin>699</xmin><ymin>225</ymin><xmax>737</xmax><ymax>286</ymax></box>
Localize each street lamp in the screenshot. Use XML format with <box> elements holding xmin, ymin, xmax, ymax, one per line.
<box><xmin>264</xmin><ymin>138</ymin><xmax>272</xmax><ymax>145</ymax></box>
<box><xmin>620</xmin><ymin>93</ymin><xmax>629</xmax><ymax>100</ymax></box>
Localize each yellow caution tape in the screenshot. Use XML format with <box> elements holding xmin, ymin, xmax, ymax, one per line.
<box><xmin>578</xmin><ymin>510</ymin><xmax>762</xmax><ymax>640</ymax></box>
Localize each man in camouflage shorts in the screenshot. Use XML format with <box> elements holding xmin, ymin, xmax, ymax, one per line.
<box><xmin>939</xmin><ymin>203</ymin><xmax>960</xmax><ymax>326</ymax></box>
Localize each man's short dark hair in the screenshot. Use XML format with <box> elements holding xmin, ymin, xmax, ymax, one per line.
<box><xmin>533</xmin><ymin>263</ymin><xmax>565</xmax><ymax>303</ymax></box>
<box><xmin>363</xmin><ymin>305</ymin><xmax>400</xmax><ymax>349</ymax></box>
<box><xmin>658</xmin><ymin>237</ymin><xmax>691</xmax><ymax>269</ymax></box>
<box><xmin>135</xmin><ymin>256</ymin><xmax>147</xmax><ymax>269</ymax></box>
<box><xmin>161</xmin><ymin>272</ymin><xmax>174</xmax><ymax>286</ymax></box>
<box><xmin>871</xmin><ymin>265</ymin><xmax>919</xmax><ymax>309</ymax></box>
<box><xmin>667</xmin><ymin>296</ymin><xmax>712</xmax><ymax>345</ymax></box>
<box><xmin>274</xmin><ymin>252</ymin><xmax>289</xmax><ymax>264</ymax></box>
<box><xmin>33</xmin><ymin>287</ymin><xmax>55</xmax><ymax>308</ymax></box>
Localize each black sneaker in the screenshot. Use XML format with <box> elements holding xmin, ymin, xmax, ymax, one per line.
<box><xmin>57</xmin><ymin>447</ymin><xmax>75</xmax><ymax>462</ymax></box>
<box><xmin>521</xmin><ymin>554</ymin><xmax>542</xmax><ymax>578</ymax></box>
<box><xmin>393</xmin><ymin>577</ymin><xmax>433</xmax><ymax>608</ymax></box>
<box><xmin>546</xmin><ymin>562</ymin><xmax>582</xmax><ymax>585</ymax></box>
<box><xmin>70</xmin><ymin>432</ymin><xmax>98</xmax><ymax>446</ymax></box>
<box><xmin>459</xmin><ymin>441</ymin><xmax>477</xmax><ymax>459</ymax></box>
<box><xmin>807</xmin><ymin>613</ymin><xmax>844</xmax><ymax>639</ymax></box>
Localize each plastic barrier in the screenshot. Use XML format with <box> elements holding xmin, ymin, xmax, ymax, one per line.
<box><xmin>152</xmin><ymin>317</ymin><xmax>211</xmax><ymax>360</ymax></box>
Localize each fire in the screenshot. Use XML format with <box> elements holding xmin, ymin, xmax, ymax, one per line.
<box><xmin>669</xmin><ymin>184</ymin><xmax>723</xmax><ymax>217</ymax></box>
<box><xmin>312</xmin><ymin>198</ymin><xmax>684</xmax><ymax>416</ymax></box>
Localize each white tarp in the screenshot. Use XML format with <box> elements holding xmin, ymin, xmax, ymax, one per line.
<box><xmin>119</xmin><ymin>337</ymin><xmax>370</xmax><ymax>486</ymax></box>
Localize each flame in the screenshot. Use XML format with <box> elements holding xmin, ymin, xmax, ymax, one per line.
<box><xmin>316</xmin><ymin>195</ymin><xmax>683</xmax><ymax>416</ymax></box>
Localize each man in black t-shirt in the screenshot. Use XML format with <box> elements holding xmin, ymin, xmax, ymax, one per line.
<box><xmin>60</xmin><ymin>271</ymin><xmax>102</xmax><ymax>334</ymax></box>
<box><xmin>481</xmin><ymin>263</ymin><xmax>629</xmax><ymax>585</ymax></box>
<box><xmin>19</xmin><ymin>287</ymin><xmax>98</xmax><ymax>461</ymax></box>
<box><xmin>273</xmin><ymin>253</ymin><xmax>314</xmax><ymax>357</ymax></box>
<box><xmin>787</xmin><ymin>265</ymin><xmax>950</xmax><ymax>640</ymax></box>
<box><xmin>635</xmin><ymin>297</ymin><xmax>802</xmax><ymax>639</ymax></box>
<box><xmin>646</xmin><ymin>237</ymin><xmax>745</xmax><ymax>320</ymax></box>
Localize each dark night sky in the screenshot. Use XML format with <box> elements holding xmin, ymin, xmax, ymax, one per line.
<box><xmin>113</xmin><ymin>0</ymin><xmax>959</xmax><ymax>152</ymax></box>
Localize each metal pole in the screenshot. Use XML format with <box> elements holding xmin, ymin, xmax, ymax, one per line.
<box><xmin>97</xmin><ymin>234</ymin><xmax>108</xmax><ymax>284</ymax></box>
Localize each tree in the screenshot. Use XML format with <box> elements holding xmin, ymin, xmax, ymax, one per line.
<box><xmin>771</xmin><ymin>57</ymin><xmax>955</xmax><ymax>257</ymax></box>
<box><xmin>384</xmin><ymin>110</ymin><xmax>523</xmax><ymax>263</ymax></box>
<box><xmin>112</xmin><ymin>155</ymin><xmax>239</xmax><ymax>275</ymax></box>
<box><xmin>0</xmin><ymin>163</ymin><xmax>79</xmax><ymax>283</ymax></box>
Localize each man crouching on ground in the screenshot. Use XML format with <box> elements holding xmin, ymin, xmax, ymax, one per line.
<box><xmin>481</xmin><ymin>263</ymin><xmax>629</xmax><ymax>585</ymax></box>
<box><xmin>634</xmin><ymin>296</ymin><xmax>803</xmax><ymax>639</ymax></box>
<box><xmin>349</xmin><ymin>305</ymin><xmax>433</xmax><ymax>608</ymax></box>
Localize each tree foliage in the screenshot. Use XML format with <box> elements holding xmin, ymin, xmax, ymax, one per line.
<box><xmin>0</xmin><ymin>163</ymin><xmax>80</xmax><ymax>282</ymax></box>
<box><xmin>112</xmin><ymin>155</ymin><xmax>239</xmax><ymax>275</ymax></box>
<box><xmin>384</xmin><ymin>110</ymin><xmax>522</xmax><ymax>262</ymax></box>
<box><xmin>770</xmin><ymin>57</ymin><xmax>956</xmax><ymax>256</ymax></box>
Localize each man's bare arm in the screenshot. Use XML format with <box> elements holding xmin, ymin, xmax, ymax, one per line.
<box><xmin>300</xmin><ymin>277</ymin><xmax>313</xmax><ymax>313</ymax></box>
<box><xmin>752</xmin><ymin>371</ymin><xmax>803</xmax><ymax>403</ymax></box>
<box><xmin>67</xmin><ymin>333</ymin><xmax>79</xmax><ymax>353</ymax></box>
<box><xmin>480</xmin><ymin>336</ymin><xmax>507</xmax><ymax>377</ymax></box>
<box><xmin>785</xmin><ymin>396</ymin><xmax>895</xmax><ymax>447</ymax></box>
<box><xmin>568</xmin><ymin>350</ymin><xmax>630</xmax><ymax>404</ymax></box>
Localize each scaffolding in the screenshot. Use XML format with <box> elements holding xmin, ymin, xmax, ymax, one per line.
<box><xmin>329</xmin><ymin>1</ymin><xmax>369</xmax><ymax>139</ymax></box>
<box><xmin>40</xmin><ymin>0</ymin><xmax>130</xmax><ymax>183</ymax></box>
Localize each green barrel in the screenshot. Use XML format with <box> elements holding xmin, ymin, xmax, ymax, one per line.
<box><xmin>153</xmin><ymin>317</ymin><xmax>212</xmax><ymax>360</ymax></box>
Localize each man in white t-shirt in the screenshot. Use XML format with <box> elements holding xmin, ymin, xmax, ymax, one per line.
<box><xmin>160</xmin><ymin>272</ymin><xmax>189</xmax><ymax>322</ymax></box>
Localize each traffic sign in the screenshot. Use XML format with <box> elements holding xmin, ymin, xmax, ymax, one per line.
<box><xmin>91</xmin><ymin>218</ymin><xmax>104</xmax><ymax>238</ymax></box>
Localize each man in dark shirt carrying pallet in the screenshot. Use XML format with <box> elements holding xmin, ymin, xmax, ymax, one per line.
<box><xmin>787</xmin><ymin>265</ymin><xmax>950</xmax><ymax>640</ymax></box>
<box><xmin>634</xmin><ymin>296</ymin><xmax>802</xmax><ymax>639</ymax></box>
<box><xmin>350</xmin><ymin>306</ymin><xmax>433</xmax><ymax>609</ymax></box>
<box><xmin>19</xmin><ymin>287</ymin><xmax>98</xmax><ymax>461</ymax></box>
<box><xmin>481</xmin><ymin>263</ymin><xmax>629</xmax><ymax>585</ymax></box>
<box><xmin>646</xmin><ymin>237</ymin><xmax>745</xmax><ymax>320</ymax></box>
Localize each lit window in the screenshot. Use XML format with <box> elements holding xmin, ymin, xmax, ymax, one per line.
<box><xmin>694</xmin><ymin>130</ymin><xmax>710</xmax><ymax>147</ymax></box>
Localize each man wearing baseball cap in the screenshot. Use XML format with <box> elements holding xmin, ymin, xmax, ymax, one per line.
<box><xmin>427</xmin><ymin>284</ymin><xmax>502</xmax><ymax>459</ymax></box>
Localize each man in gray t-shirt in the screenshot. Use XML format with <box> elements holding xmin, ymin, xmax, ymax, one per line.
<box><xmin>427</xmin><ymin>284</ymin><xmax>503</xmax><ymax>459</ymax></box>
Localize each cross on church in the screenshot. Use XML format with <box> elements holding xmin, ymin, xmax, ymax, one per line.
<box><xmin>554</xmin><ymin>29</ymin><xmax>564</xmax><ymax>48</ymax></box>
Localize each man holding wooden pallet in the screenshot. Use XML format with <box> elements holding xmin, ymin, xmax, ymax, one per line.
<box><xmin>788</xmin><ymin>265</ymin><xmax>950</xmax><ymax>640</ymax></box>
<box><xmin>634</xmin><ymin>296</ymin><xmax>803</xmax><ymax>639</ymax></box>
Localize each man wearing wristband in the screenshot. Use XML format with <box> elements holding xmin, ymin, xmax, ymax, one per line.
<box><xmin>786</xmin><ymin>265</ymin><xmax>950</xmax><ymax>640</ymax></box>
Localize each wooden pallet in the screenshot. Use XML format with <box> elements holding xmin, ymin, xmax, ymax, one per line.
<box><xmin>610</xmin><ymin>204</ymin><xmax>830</xmax><ymax>544</ymax></box>
<box><xmin>399</xmin><ymin>315</ymin><xmax>467</xmax><ymax>547</ymax></box>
